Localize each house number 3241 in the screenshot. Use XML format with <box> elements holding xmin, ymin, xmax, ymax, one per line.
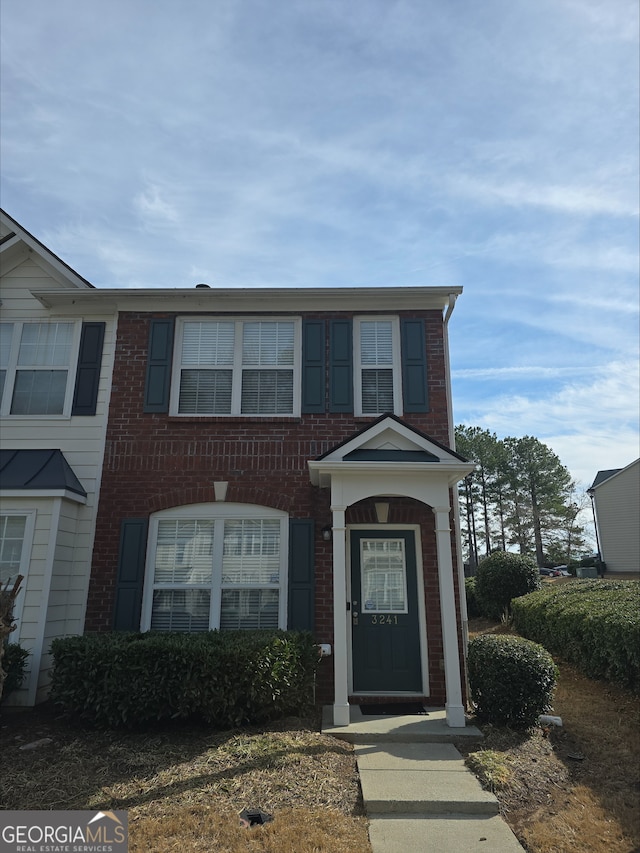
<box><xmin>370</xmin><ymin>615</ymin><xmax>398</xmax><ymax>625</ymax></box>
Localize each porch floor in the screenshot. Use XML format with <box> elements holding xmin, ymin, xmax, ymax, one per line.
<box><xmin>321</xmin><ymin>704</ymin><xmax>483</xmax><ymax>743</ymax></box>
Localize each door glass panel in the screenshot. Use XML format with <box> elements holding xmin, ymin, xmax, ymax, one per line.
<box><xmin>360</xmin><ymin>538</ymin><xmax>408</xmax><ymax>613</ymax></box>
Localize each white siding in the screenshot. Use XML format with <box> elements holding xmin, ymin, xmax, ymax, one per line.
<box><xmin>1</xmin><ymin>251</ymin><xmax>116</xmax><ymax>704</ymax></box>
<box><xmin>594</xmin><ymin>460</ymin><xmax>640</xmax><ymax>574</ymax></box>
<box><xmin>0</xmin><ymin>497</ymin><xmax>55</xmax><ymax>705</ymax></box>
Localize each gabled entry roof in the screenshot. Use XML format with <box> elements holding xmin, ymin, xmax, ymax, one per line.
<box><xmin>0</xmin><ymin>449</ymin><xmax>87</xmax><ymax>499</ymax></box>
<box><xmin>309</xmin><ymin>415</ymin><xmax>473</xmax><ymax>489</ymax></box>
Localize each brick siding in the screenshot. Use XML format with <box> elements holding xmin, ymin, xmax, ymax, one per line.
<box><xmin>87</xmin><ymin>309</ymin><xmax>464</xmax><ymax>704</ymax></box>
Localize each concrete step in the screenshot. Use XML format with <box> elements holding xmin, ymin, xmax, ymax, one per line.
<box><xmin>368</xmin><ymin>814</ymin><xmax>526</xmax><ymax>853</ymax></box>
<box><xmin>322</xmin><ymin>705</ymin><xmax>484</xmax><ymax>744</ymax></box>
<box><xmin>355</xmin><ymin>742</ymin><xmax>499</xmax><ymax>816</ymax></box>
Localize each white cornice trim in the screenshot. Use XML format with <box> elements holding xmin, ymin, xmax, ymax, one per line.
<box><xmin>308</xmin><ymin>459</ymin><xmax>475</xmax><ymax>488</ymax></box>
<box><xmin>0</xmin><ymin>488</ymin><xmax>87</xmax><ymax>504</ymax></box>
<box><xmin>31</xmin><ymin>285</ymin><xmax>463</xmax><ymax>313</ymax></box>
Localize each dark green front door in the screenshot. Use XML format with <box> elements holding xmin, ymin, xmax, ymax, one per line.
<box><xmin>350</xmin><ymin>530</ymin><xmax>422</xmax><ymax>692</ymax></box>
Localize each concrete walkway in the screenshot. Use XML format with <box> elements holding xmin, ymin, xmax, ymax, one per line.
<box><xmin>323</xmin><ymin>706</ymin><xmax>525</xmax><ymax>853</ymax></box>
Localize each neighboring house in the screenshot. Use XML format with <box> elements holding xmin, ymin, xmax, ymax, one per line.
<box><xmin>76</xmin><ymin>285</ymin><xmax>474</xmax><ymax>727</ymax></box>
<box><xmin>588</xmin><ymin>460</ymin><xmax>640</xmax><ymax>575</ymax></box>
<box><xmin>0</xmin><ymin>210</ymin><xmax>115</xmax><ymax>705</ymax></box>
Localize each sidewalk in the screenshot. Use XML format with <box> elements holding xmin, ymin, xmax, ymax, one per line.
<box><xmin>322</xmin><ymin>706</ymin><xmax>525</xmax><ymax>853</ymax></box>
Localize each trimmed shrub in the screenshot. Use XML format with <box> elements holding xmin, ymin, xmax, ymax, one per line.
<box><xmin>1</xmin><ymin>643</ymin><xmax>29</xmax><ymax>700</ymax></box>
<box><xmin>465</xmin><ymin>577</ymin><xmax>482</xmax><ymax>618</ymax></box>
<box><xmin>475</xmin><ymin>551</ymin><xmax>540</xmax><ymax>620</ymax></box>
<box><xmin>512</xmin><ymin>579</ymin><xmax>640</xmax><ymax>690</ymax></box>
<box><xmin>467</xmin><ymin>634</ymin><xmax>558</xmax><ymax>728</ymax></box>
<box><xmin>50</xmin><ymin>630</ymin><xmax>321</xmax><ymax>729</ymax></box>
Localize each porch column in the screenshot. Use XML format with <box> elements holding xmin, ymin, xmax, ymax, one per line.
<box><xmin>433</xmin><ymin>505</ymin><xmax>466</xmax><ymax>728</ymax></box>
<box><xmin>331</xmin><ymin>504</ymin><xmax>350</xmax><ymax>726</ymax></box>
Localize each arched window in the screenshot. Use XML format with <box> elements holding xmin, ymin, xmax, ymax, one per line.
<box><xmin>141</xmin><ymin>503</ymin><xmax>288</xmax><ymax>632</ymax></box>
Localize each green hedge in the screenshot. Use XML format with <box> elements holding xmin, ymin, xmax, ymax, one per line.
<box><xmin>467</xmin><ymin>634</ymin><xmax>558</xmax><ymax>728</ymax></box>
<box><xmin>1</xmin><ymin>643</ymin><xmax>30</xmax><ymax>700</ymax></box>
<box><xmin>511</xmin><ymin>580</ymin><xmax>640</xmax><ymax>690</ymax></box>
<box><xmin>475</xmin><ymin>551</ymin><xmax>540</xmax><ymax>620</ymax></box>
<box><xmin>50</xmin><ymin>630</ymin><xmax>321</xmax><ymax>728</ymax></box>
<box><xmin>465</xmin><ymin>577</ymin><xmax>483</xmax><ymax>618</ymax></box>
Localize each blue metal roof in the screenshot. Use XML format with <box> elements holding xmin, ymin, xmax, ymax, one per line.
<box><xmin>0</xmin><ymin>449</ymin><xmax>87</xmax><ymax>497</ymax></box>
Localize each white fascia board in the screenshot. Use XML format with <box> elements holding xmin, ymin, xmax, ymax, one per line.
<box><xmin>318</xmin><ymin>416</ymin><xmax>466</xmax><ymax>463</ymax></box>
<box><xmin>308</xmin><ymin>460</ymin><xmax>475</xmax><ymax>488</ymax></box>
<box><xmin>31</xmin><ymin>286</ymin><xmax>463</xmax><ymax>313</ymax></box>
<box><xmin>0</xmin><ymin>210</ymin><xmax>93</xmax><ymax>290</ymax></box>
<box><xmin>0</xmin><ymin>489</ymin><xmax>87</xmax><ymax>504</ymax></box>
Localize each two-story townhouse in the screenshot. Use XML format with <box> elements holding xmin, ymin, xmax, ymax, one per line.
<box><xmin>0</xmin><ymin>210</ymin><xmax>116</xmax><ymax>705</ymax></box>
<box><xmin>63</xmin><ymin>285</ymin><xmax>474</xmax><ymax>727</ymax></box>
<box><xmin>588</xmin><ymin>459</ymin><xmax>640</xmax><ymax>576</ymax></box>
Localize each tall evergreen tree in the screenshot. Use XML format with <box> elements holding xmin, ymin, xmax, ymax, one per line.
<box><xmin>456</xmin><ymin>426</ymin><xmax>579</xmax><ymax>565</ymax></box>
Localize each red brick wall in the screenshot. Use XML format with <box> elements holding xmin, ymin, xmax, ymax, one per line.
<box><xmin>87</xmin><ymin>309</ymin><xmax>465</xmax><ymax>704</ymax></box>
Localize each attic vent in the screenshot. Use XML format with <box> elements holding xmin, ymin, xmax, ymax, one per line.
<box><xmin>195</xmin><ymin>283</ymin><xmax>211</xmax><ymax>289</ymax></box>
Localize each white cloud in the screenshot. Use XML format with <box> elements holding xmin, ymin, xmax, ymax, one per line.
<box><xmin>449</xmin><ymin>176</ymin><xmax>638</xmax><ymax>218</ymax></box>
<box><xmin>456</xmin><ymin>359</ymin><xmax>640</xmax><ymax>485</ymax></box>
<box><xmin>453</xmin><ymin>366</ymin><xmax>594</xmax><ymax>380</ymax></box>
<box><xmin>133</xmin><ymin>184</ymin><xmax>179</xmax><ymax>226</ymax></box>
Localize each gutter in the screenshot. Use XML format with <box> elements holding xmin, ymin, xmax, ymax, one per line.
<box><xmin>443</xmin><ymin>293</ymin><xmax>471</xmax><ymax>701</ymax></box>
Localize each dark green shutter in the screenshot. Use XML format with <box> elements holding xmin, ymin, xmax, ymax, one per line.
<box><xmin>401</xmin><ymin>319</ymin><xmax>429</xmax><ymax>413</ymax></box>
<box><xmin>329</xmin><ymin>319</ymin><xmax>353</xmax><ymax>413</ymax></box>
<box><xmin>288</xmin><ymin>519</ymin><xmax>315</xmax><ymax>632</ymax></box>
<box><xmin>71</xmin><ymin>322</ymin><xmax>105</xmax><ymax>416</ymax></box>
<box><xmin>144</xmin><ymin>319</ymin><xmax>175</xmax><ymax>412</ymax></box>
<box><xmin>301</xmin><ymin>319</ymin><xmax>325</xmax><ymax>413</ymax></box>
<box><xmin>113</xmin><ymin>518</ymin><xmax>148</xmax><ymax>631</ymax></box>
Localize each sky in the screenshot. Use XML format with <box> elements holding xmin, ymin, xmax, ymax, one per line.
<box><xmin>1</xmin><ymin>0</ymin><xmax>638</xmax><ymax>490</ymax></box>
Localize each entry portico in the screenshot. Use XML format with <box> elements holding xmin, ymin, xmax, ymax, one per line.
<box><xmin>308</xmin><ymin>415</ymin><xmax>474</xmax><ymax>728</ymax></box>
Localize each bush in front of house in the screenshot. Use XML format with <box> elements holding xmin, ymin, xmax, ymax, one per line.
<box><xmin>467</xmin><ymin>634</ymin><xmax>558</xmax><ymax>728</ymax></box>
<box><xmin>511</xmin><ymin>579</ymin><xmax>640</xmax><ymax>690</ymax></box>
<box><xmin>1</xmin><ymin>643</ymin><xmax>30</xmax><ymax>700</ymax></box>
<box><xmin>50</xmin><ymin>630</ymin><xmax>321</xmax><ymax>729</ymax></box>
<box><xmin>475</xmin><ymin>551</ymin><xmax>540</xmax><ymax>620</ymax></box>
<box><xmin>465</xmin><ymin>577</ymin><xmax>483</xmax><ymax>618</ymax></box>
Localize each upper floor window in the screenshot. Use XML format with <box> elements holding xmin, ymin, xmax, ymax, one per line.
<box><xmin>172</xmin><ymin>318</ymin><xmax>301</xmax><ymax>416</ymax></box>
<box><xmin>0</xmin><ymin>322</ymin><xmax>79</xmax><ymax>416</ymax></box>
<box><xmin>354</xmin><ymin>317</ymin><xmax>402</xmax><ymax>416</ymax></box>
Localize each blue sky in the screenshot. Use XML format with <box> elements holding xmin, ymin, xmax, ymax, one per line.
<box><xmin>1</xmin><ymin>0</ymin><xmax>638</xmax><ymax>488</ymax></box>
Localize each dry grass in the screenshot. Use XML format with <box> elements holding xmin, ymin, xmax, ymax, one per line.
<box><xmin>0</xmin><ymin>709</ymin><xmax>371</xmax><ymax>853</ymax></box>
<box><xmin>2</xmin><ymin>611</ymin><xmax>638</xmax><ymax>853</ymax></box>
<box><xmin>465</xmin><ymin>617</ymin><xmax>640</xmax><ymax>853</ymax></box>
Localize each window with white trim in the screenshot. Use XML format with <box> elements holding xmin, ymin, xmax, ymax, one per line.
<box><xmin>354</xmin><ymin>317</ymin><xmax>402</xmax><ymax>416</ymax></box>
<box><xmin>142</xmin><ymin>504</ymin><xmax>288</xmax><ymax>632</ymax></box>
<box><xmin>0</xmin><ymin>511</ymin><xmax>35</xmax><ymax>636</ymax></box>
<box><xmin>0</xmin><ymin>321</ymin><xmax>79</xmax><ymax>416</ymax></box>
<box><xmin>172</xmin><ymin>318</ymin><xmax>300</xmax><ymax>415</ymax></box>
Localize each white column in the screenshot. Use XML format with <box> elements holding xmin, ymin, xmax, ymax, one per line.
<box><xmin>331</xmin><ymin>504</ymin><xmax>350</xmax><ymax>726</ymax></box>
<box><xmin>433</xmin><ymin>505</ymin><xmax>466</xmax><ymax>728</ymax></box>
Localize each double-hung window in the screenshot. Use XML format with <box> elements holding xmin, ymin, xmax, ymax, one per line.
<box><xmin>0</xmin><ymin>321</ymin><xmax>78</xmax><ymax>416</ymax></box>
<box><xmin>142</xmin><ymin>505</ymin><xmax>287</xmax><ymax>632</ymax></box>
<box><xmin>173</xmin><ymin>318</ymin><xmax>300</xmax><ymax>416</ymax></box>
<box><xmin>354</xmin><ymin>317</ymin><xmax>402</xmax><ymax>416</ymax></box>
<box><xmin>0</xmin><ymin>511</ymin><xmax>35</xmax><ymax>635</ymax></box>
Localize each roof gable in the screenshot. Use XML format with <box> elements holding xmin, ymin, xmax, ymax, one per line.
<box><xmin>590</xmin><ymin>459</ymin><xmax>640</xmax><ymax>491</ymax></box>
<box><xmin>0</xmin><ymin>209</ymin><xmax>94</xmax><ymax>290</ymax></box>
<box><xmin>317</xmin><ymin>414</ymin><xmax>467</xmax><ymax>465</ymax></box>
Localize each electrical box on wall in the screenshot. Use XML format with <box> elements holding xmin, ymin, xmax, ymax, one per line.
<box><xmin>319</xmin><ymin>644</ymin><xmax>332</xmax><ymax>657</ymax></box>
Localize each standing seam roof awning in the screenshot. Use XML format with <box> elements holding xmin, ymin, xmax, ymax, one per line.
<box><xmin>0</xmin><ymin>450</ymin><xmax>87</xmax><ymax>497</ymax></box>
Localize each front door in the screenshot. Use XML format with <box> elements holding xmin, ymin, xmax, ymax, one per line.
<box><xmin>350</xmin><ymin>530</ymin><xmax>422</xmax><ymax>692</ymax></box>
